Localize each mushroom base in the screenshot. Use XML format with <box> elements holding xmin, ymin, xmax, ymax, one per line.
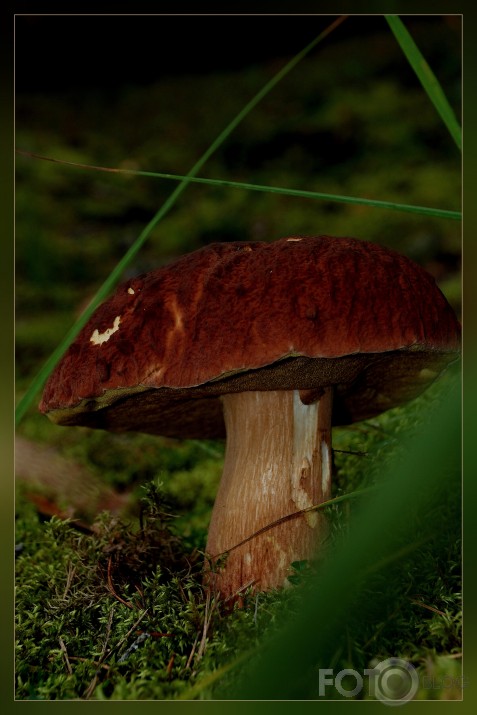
<box><xmin>205</xmin><ymin>388</ymin><xmax>333</xmax><ymax>601</ymax></box>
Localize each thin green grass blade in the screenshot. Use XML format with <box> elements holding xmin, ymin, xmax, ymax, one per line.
<box><xmin>16</xmin><ymin>151</ymin><xmax>462</xmax><ymax>221</ymax></box>
<box><xmin>385</xmin><ymin>15</ymin><xmax>461</xmax><ymax>151</ymax></box>
<box><xmin>15</xmin><ymin>17</ymin><xmax>346</xmax><ymax>426</ymax></box>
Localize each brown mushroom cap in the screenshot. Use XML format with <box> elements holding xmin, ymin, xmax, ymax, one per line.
<box><xmin>39</xmin><ymin>235</ymin><xmax>460</xmax><ymax>437</ymax></box>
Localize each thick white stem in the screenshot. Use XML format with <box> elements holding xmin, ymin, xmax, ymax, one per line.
<box><xmin>205</xmin><ymin>388</ymin><xmax>333</xmax><ymax>600</ymax></box>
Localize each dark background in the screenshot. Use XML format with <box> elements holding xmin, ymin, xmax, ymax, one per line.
<box><xmin>15</xmin><ymin>14</ymin><xmax>453</xmax><ymax>93</ymax></box>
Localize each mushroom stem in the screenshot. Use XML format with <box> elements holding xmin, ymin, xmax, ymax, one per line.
<box><xmin>205</xmin><ymin>388</ymin><xmax>333</xmax><ymax>600</ymax></box>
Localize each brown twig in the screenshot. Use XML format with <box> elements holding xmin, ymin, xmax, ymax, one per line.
<box><xmin>194</xmin><ymin>590</ymin><xmax>216</xmax><ymax>669</ymax></box>
<box><xmin>410</xmin><ymin>599</ymin><xmax>447</xmax><ymax>617</ymax></box>
<box><xmin>334</xmin><ymin>448</ymin><xmax>369</xmax><ymax>457</ymax></box>
<box><xmin>166</xmin><ymin>654</ymin><xmax>175</xmax><ymax>679</ymax></box>
<box><xmin>83</xmin><ymin>608</ymin><xmax>150</xmax><ymax>699</ymax></box>
<box><xmin>61</xmin><ymin>563</ymin><xmax>77</xmax><ymax>601</ymax></box>
<box><xmin>16</xmin><ymin>148</ymin><xmax>125</xmax><ymax>174</ymax></box>
<box><xmin>224</xmin><ymin>579</ymin><xmax>256</xmax><ymax>604</ymax></box>
<box><xmin>107</xmin><ymin>556</ymin><xmax>134</xmax><ymax>609</ymax></box>
<box><xmin>210</xmin><ymin>488</ymin><xmax>375</xmax><ymax>560</ymax></box>
<box><xmin>58</xmin><ymin>637</ymin><xmax>73</xmax><ymax>675</ymax></box>
<box><xmin>185</xmin><ymin>633</ymin><xmax>199</xmax><ymax>670</ymax></box>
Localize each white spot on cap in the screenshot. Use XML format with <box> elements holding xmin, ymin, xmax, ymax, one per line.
<box><xmin>287</xmin><ymin>237</ymin><xmax>302</xmax><ymax>242</ymax></box>
<box><xmin>128</xmin><ymin>287</ymin><xmax>135</xmax><ymax>295</ymax></box>
<box><xmin>90</xmin><ymin>315</ymin><xmax>121</xmax><ymax>346</ymax></box>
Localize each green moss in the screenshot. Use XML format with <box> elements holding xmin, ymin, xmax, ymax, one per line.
<box><xmin>16</xmin><ymin>374</ymin><xmax>461</xmax><ymax>700</ymax></box>
<box><xmin>15</xmin><ymin>484</ymin><xmax>295</xmax><ymax>700</ymax></box>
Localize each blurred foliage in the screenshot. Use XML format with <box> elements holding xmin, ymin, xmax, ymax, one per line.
<box><xmin>15</xmin><ymin>15</ymin><xmax>461</xmax><ymax>701</ymax></box>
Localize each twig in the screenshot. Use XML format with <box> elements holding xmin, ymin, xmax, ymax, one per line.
<box><xmin>108</xmin><ymin>608</ymin><xmax>150</xmax><ymax>663</ymax></box>
<box><xmin>99</xmin><ymin>607</ymin><xmax>116</xmax><ymax>662</ymax></box>
<box><xmin>107</xmin><ymin>556</ymin><xmax>134</xmax><ymax>609</ymax></box>
<box><xmin>210</xmin><ymin>487</ymin><xmax>375</xmax><ymax>560</ymax></box>
<box><xmin>253</xmin><ymin>594</ymin><xmax>260</xmax><ymax>626</ymax></box>
<box><xmin>83</xmin><ymin>606</ymin><xmax>116</xmax><ymax>699</ymax></box>
<box><xmin>117</xmin><ymin>632</ymin><xmax>151</xmax><ymax>663</ymax></box>
<box><xmin>334</xmin><ymin>448</ymin><xmax>369</xmax><ymax>457</ymax></box>
<box><xmin>224</xmin><ymin>579</ymin><xmax>256</xmax><ymax>604</ymax></box>
<box><xmin>166</xmin><ymin>654</ymin><xmax>175</xmax><ymax>678</ymax></box>
<box><xmin>58</xmin><ymin>637</ymin><xmax>73</xmax><ymax>675</ymax></box>
<box><xmin>194</xmin><ymin>590</ymin><xmax>217</xmax><ymax>668</ymax></box>
<box><xmin>61</xmin><ymin>563</ymin><xmax>76</xmax><ymax>600</ymax></box>
<box><xmin>410</xmin><ymin>599</ymin><xmax>447</xmax><ymax>617</ymax></box>
<box><xmin>83</xmin><ymin>609</ymin><xmax>149</xmax><ymax>698</ymax></box>
<box><xmin>185</xmin><ymin>633</ymin><xmax>199</xmax><ymax>670</ymax></box>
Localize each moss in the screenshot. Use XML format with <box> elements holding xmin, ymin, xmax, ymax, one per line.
<box><xmin>15</xmin><ymin>373</ymin><xmax>461</xmax><ymax>700</ymax></box>
<box><xmin>15</xmin><ymin>483</ymin><xmax>296</xmax><ymax>700</ymax></box>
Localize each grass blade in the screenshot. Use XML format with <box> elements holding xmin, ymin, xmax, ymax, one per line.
<box><xmin>15</xmin><ymin>17</ymin><xmax>347</xmax><ymax>426</ymax></box>
<box><xmin>16</xmin><ymin>150</ymin><xmax>462</xmax><ymax>221</ymax></box>
<box><xmin>385</xmin><ymin>15</ymin><xmax>461</xmax><ymax>151</ymax></box>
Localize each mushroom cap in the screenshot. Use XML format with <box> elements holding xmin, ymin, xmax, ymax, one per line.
<box><xmin>39</xmin><ymin>235</ymin><xmax>461</xmax><ymax>438</ymax></box>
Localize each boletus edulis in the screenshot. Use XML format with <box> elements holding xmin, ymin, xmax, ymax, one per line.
<box><xmin>40</xmin><ymin>235</ymin><xmax>461</xmax><ymax>600</ymax></box>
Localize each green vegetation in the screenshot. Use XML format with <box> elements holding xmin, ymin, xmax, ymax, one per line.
<box><xmin>15</xmin><ymin>375</ymin><xmax>461</xmax><ymax>700</ymax></box>
<box><xmin>15</xmin><ymin>16</ymin><xmax>461</xmax><ymax>701</ymax></box>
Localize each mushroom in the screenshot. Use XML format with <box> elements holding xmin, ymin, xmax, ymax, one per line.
<box><xmin>39</xmin><ymin>235</ymin><xmax>461</xmax><ymax>599</ymax></box>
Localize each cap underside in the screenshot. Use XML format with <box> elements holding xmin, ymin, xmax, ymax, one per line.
<box><xmin>45</xmin><ymin>349</ymin><xmax>458</xmax><ymax>438</ymax></box>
